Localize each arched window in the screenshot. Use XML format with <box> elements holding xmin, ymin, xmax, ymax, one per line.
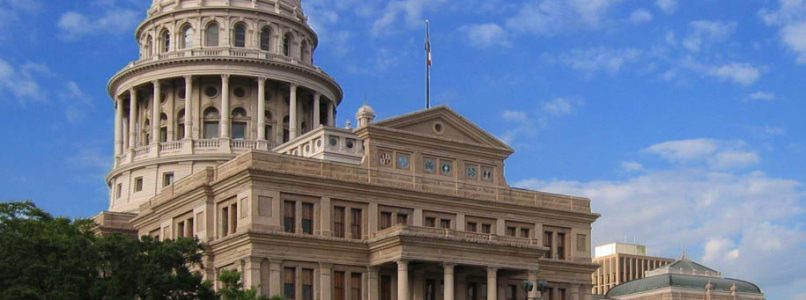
<box><xmin>203</xmin><ymin>107</ymin><xmax>220</xmax><ymax>139</ymax></box>
<box><xmin>260</xmin><ymin>26</ymin><xmax>272</xmax><ymax>51</ymax></box>
<box><xmin>300</xmin><ymin>40</ymin><xmax>310</xmax><ymax>63</ymax></box>
<box><xmin>159</xmin><ymin>113</ymin><xmax>169</xmax><ymax>142</ymax></box>
<box><xmin>282</xmin><ymin>33</ymin><xmax>292</xmax><ymax>56</ymax></box>
<box><xmin>176</xmin><ymin>109</ymin><xmax>185</xmax><ymax>140</ymax></box>
<box><xmin>181</xmin><ymin>25</ymin><xmax>194</xmax><ymax>49</ymax></box>
<box><xmin>161</xmin><ymin>30</ymin><xmax>171</xmax><ymax>53</ymax></box>
<box><xmin>231</xmin><ymin>108</ymin><xmax>248</xmax><ymax>139</ymax></box>
<box><xmin>144</xmin><ymin>35</ymin><xmax>153</xmax><ymax>58</ymax></box>
<box><xmin>233</xmin><ymin>23</ymin><xmax>246</xmax><ymax>48</ymax></box>
<box><xmin>205</xmin><ymin>22</ymin><xmax>220</xmax><ymax>47</ymax></box>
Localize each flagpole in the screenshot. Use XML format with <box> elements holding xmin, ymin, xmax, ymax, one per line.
<box><xmin>425</xmin><ymin>19</ymin><xmax>431</xmax><ymax>109</ymax></box>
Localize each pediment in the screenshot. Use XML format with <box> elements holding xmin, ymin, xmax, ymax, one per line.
<box><xmin>372</xmin><ymin>106</ymin><xmax>513</xmax><ymax>152</ymax></box>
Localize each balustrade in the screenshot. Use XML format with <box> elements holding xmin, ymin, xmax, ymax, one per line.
<box><xmin>194</xmin><ymin>139</ymin><xmax>220</xmax><ymax>150</ymax></box>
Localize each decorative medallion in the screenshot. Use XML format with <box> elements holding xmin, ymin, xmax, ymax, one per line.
<box><xmin>441</xmin><ymin>160</ymin><xmax>453</xmax><ymax>176</ymax></box>
<box><xmin>482</xmin><ymin>167</ymin><xmax>494</xmax><ymax>182</ymax></box>
<box><xmin>424</xmin><ymin>158</ymin><xmax>436</xmax><ymax>173</ymax></box>
<box><xmin>379</xmin><ymin>152</ymin><xmax>392</xmax><ymax>166</ymax></box>
<box><xmin>397</xmin><ymin>153</ymin><xmax>410</xmax><ymax>170</ymax></box>
<box><xmin>466</xmin><ymin>164</ymin><xmax>478</xmax><ymax>179</ymax></box>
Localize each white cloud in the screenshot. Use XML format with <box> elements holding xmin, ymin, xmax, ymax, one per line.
<box><xmin>621</xmin><ymin>161</ymin><xmax>644</xmax><ymax>172</ymax></box>
<box><xmin>656</xmin><ymin>0</ymin><xmax>678</xmax><ymax>14</ymax></box>
<box><xmin>747</xmin><ymin>91</ymin><xmax>776</xmax><ymax>102</ymax></box>
<box><xmin>515</xmin><ymin>145</ymin><xmax>806</xmax><ymax>291</ymax></box>
<box><xmin>461</xmin><ymin>23</ymin><xmax>510</xmax><ymax>48</ymax></box>
<box><xmin>506</xmin><ymin>0</ymin><xmax>623</xmax><ymax>36</ymax></box>
<box><xmin>708</xmin><ymin>63</ymin><xmax>761</xmax><ymax>86</ymax></box>
<box><xmin>502</xmin><ymin>110</ymin><xmax>528</xmax><ymax>122</ymax></box>
<box><xmin>554</xmin><ymin>47</ymin><xmax>642</xmax><ymax>75</ymax></box>
<box><xmin>759</xmin><ymin>0</ymin><xmax>806</xmax><ymax>64</ymax></box>
<box><xmin>59</xmin><ymin>81</ymin><xmax>93</xmax><ymax>124</ymax></box>
<box><xmin>645</xmin><ymin>138</ymin><xmax>719</xmax><ymax>162</ymax></box>
<box><xmin>682</xmin><ymin>20</ymin><xmax>737</xmax><ymax>52</ymax></box>
<box><xmin>371</xmin><ymin>0</ymin><xmax>447</xmax><ymax>36</ymax></box>
<box><xmin>710</xmin><ymin>151</ymin><xmax>760</xmax><ymax>170</ymax></box>
<box><xmin>58</xmin><ymin>8</ymin><xmax>140</xmax><ymax>40</ymax></box>
<box><xmin>542</xmin><ymin>98</ymin><xmax>578</xmax><ymax>116</ymax></box>
<box><xmin>629</xmin><ymin>9</ymin><xmax>653</xmax><ymax>24</ymax></box>
<box><xmin>0</xmin><ymin>59</ymin><xmax>51</xmax><ymax>104</ymax></box>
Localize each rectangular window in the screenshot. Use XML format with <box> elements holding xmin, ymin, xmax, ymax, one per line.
<box><xmin>577</xmin><ymin>234</ymin><xmax>587</xmax><ymax>252</ymax></box>
<box><xmin>302</xmin><ymin>203</ymin><xmax>314</xmax><ymax>235</ymax></box>
<box><xmin>177</xmin><ymin>124</ymin><xmax>185</xmax><ymax>140</ymax></box>
<box><xmin>187</xmin><ymin>218</ymin><xmax>194</xmax><ymax>237</ymax></box>
<box><xmin>560</xmin><ymin>288</ymin><xmax>567</xmax><ymax>300</ymax></box>
<box><xmin>115</xmin><ymin>183</ymin><xmax>122</xmax><ymax>199</ymax></box>
<box><xmin>381</xmin><ymin>275</ymin><xmax>392</xmax><ymax>300</ymax></box>
<box><xmin>334</xmin><ymin>206</ymin><xmax>345</xmax><ymax>238</ymax></box>
<box><xmin>396</xmin><ymin>213</ymin><xmax>408</xmax><ymax>225</ymax></box>
<box><xmin>439</xmin><ymin>219</ymin><xmax>451</xmax><ymax>229</ymax></box>
<box><xmin>302</xmin><ymin>269</ymin><xmax>313</xmax><ymax>300</ymax></box>
<box><xmin>134</xmin><ymin>177</ymin><xmax>144</xmax><ymax>192</ymax></box>
<box><xmin>221</xmin><ymin>206</ymin><xmax>229</xmax><ymax>237</ymax></box>
<box><xmin>284</xmin><ymin>201</ymin><xmax>296</xmax><ymax>233</ymax></box>
<box><xmin>177</xmin><ymin>221</ymin><xmax>185</xmax><ymax>238</ymax></box>
<box><xmin>284</xmin><ymin>268</ymin><xmax>296</xmax><ymax>300</ymax></box>
<box><xmin>466</xmin><ymin>222</ymin><xmax>477</xmax><ymax>232</ymax></box>
<box><xmin>350</xmin><ymin>208</ymin><xmax>362</xmax><ymax>239</ymax></box>
<box><xmin>334</xmin><ymin>272</ymin><xmax>345</xmax><ymax>300</ymax></box>
<box><xmin>557</xmin><ymin>232</ymin><xmax>566</xmax><ymax>260</ymax></box>
<box><xmin>160</xmin><ymin>127</ymin><xmax>168</xmax><ymax>143</ymax></box>
<box><xmin>204</xmin><ymin>122</ymin><xmax>219</xmax><ymax>139</ymax></box>
<box><xmin>350</xmin><ymin>273</ymin><xmax>362</xmax><ymax>300</ymax></box>
<box><xmin>232</xmin><ymin>122</ymin><xmax>247</xmax><ymax>139</ymax></box>
<box><xmin>229</xmin><ymin>203</ymin><xmax>237</xmax><ymax>234</ymax></box>
<box><xmin>481</xmin><ymin>223</ymin><xmax>492</xmax><ymax>234</ymax></box>
<box><xmin>506</xmin><ymin>226</ymin><xmax>517</xmax><ymax>237</ymax></box>
<box><xmin>520</xmin><ymin>228</ymin><xmax>530</xmax><ymax>238</ymax></box>
<box><xmin>163</xmin><ymin>172</ymin><xmax>174</xmax><ymax>188</ymax></box>
<box><xmin>425</xmin><ymin>217</ymin><xmax>436</xmax><ymax>228</ymax></box>
<box><xmin>544</xmin><ymin>231</ymin><xmax>553</xmax><ymax>259</ymax></box>
<box><xmin>380</xmin><ymin>212</ymin><xmax>392</xmax><ymax>229</ymax></box>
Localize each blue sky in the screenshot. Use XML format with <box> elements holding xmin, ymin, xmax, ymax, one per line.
<box><xmin>0</xmin><ymin>0</ymin><xmax>804</xmax><ymax>298</ymax></box>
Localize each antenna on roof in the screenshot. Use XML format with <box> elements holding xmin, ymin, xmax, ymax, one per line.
<box><xmin>424</xmin><ymin>19</ymin><xmax>432</xmax><ymax>109</ymax></box>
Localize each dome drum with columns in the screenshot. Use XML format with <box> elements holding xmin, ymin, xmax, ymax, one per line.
<box><xmin>107</xmin><ymin>0</ymin><xmax>342</xmax><ymax>212</ymax></box>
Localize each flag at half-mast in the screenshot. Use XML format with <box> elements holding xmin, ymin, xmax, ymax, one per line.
<box><xmin>425</xmin><ymin>21</ymin><xmax>432</xmax><ymax>67</ymax></box>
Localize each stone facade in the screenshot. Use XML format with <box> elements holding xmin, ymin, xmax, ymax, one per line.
<box><xmin>95</xmin><ymin>1</ymin><xmax>602</xmax><ymax>299</ymax></box>
<box><xmin>592</xmin><ymin>243</ymin><xmax>673</xmax><ymax>295</ymax></box>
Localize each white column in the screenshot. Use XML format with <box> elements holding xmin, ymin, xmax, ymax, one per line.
<box><xmin>443</xmin><ymin>264</ymin><xmax>455</xmax><ymax>300</ymax></box>
<box><xmin>257</xmin><ymin>77</ymin><xmax>267</xmax><ymax>140</ymax></box>
<box><xmin>221</xmin><ymin>74</ymin><xmax>230</xmax><ymax>138</ymax></box>
<box><xmin>319</xmin><ymin>263</ymin><xmax>332</xmax><ymax>300</ymax></box>
<box><xmin>128</xmin><ymin>88</ymin><xmax>138</xmax><ymax>150</ymax></box>
<box><xmin>114</xmin><ymin>96</ymin><xmax>123</xmax><ymax>155</ymax></box>
<box><xmin>327</xmin><ymin>100</ymin><xmax>335</xmax><ymax>126</ymax></box>
<box><xmin>486</xmin><ymin>268</ymin><xmax>497</xmax><ymax>300</ymax></box>
<box><xmin>289</xmin><ymin>84</ymin><xmax>298</xmax><ymax>139</ymax></box>
<box><xmin>151</xmin><ymin>80</ymin><xmax>161</xmax><ymax>144</ymax></box>
<box><xmin>398</xmin><ymin>261</ymin><xmax>409</xmax><ymax>300</ymax></box>
<box><xmin>184</xmin><ymin>76</ymin><xmax>193</xmax><ymax>140</ymax></box>
<box><xmin>313</xmin><ymin>92</ymin><xmax>321</xmax><ymax>128</ymax></box>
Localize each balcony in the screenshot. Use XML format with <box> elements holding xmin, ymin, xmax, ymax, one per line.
<box><xmin>116</xmin><ymin>138</ymin><xmax>273</xmax><ymax>167</ymax></box>
<box><xmin>371</xmin><ymin>224</ymin><xmax>540</xmax><ymax>247</ymax></box>
<box><xmin>131</xmin><ymin>47</ymin><xmax>323</xmax><ymax>75</ymax></box>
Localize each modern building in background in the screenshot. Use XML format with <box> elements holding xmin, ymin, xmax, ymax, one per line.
<box><xmin>93</xmin><ymin>0</ymin><xmax>601</xmax><ymax>299</ymax></box>
<box><xmin>591</xmin><ymin>243</ymin><xmax>673</xmax><ymax>295</ymax></box>
<box><xmin>606</xmin><ymin>256</ymin><xmax>765</xmax><ymax>299</ymax></box>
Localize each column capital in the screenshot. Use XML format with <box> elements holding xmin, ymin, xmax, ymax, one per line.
<box><xmin>487</xmin><ymin>267</ymin><xmax>498</xmax><ymax>277</ymax></box>
<box><xmin>184</xmin><ymin>75</ymin><xmax>193</xmax><ymax>81</ymax></box>
<box><xmin>152</xmin><ymin>79</ymin><xmax>161</xmax><ymax>86</ymax></box>
<box><xmin>256</xmin><ymin>76</ymin><xmax>267</xmax><ymax>83</ymax></box>
<box><xmin>290</xmin><ymin>83</ymin><xmax>299</xmax><ymax>89</ymax></box>
<box><xmin>221</xmin><ymin>74</ymin><xmax>231</xmax><ymax>80</ymax></box>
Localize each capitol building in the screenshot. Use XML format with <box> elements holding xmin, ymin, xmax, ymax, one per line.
<box><xmin>94</xmin><ymin>0</ymin><xmax>602</xmax><ymax>299</ymax></box>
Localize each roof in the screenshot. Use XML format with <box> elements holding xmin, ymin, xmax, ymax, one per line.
<box><xmin>645</xmin><ymin>255</ymin><xmax>720</xmax><ymax>277</ymax></box>
<box><xmin>606</xmin><ymin>273</ymin><xmax>763</xmax><ymax>297</ymax></box>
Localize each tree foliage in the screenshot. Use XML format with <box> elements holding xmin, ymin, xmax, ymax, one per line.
<box><xmin>0</xmin><ymin>201</ymin><xmax>216</xmax><ymax>300</ymax></box>
<box><xmin>217</xmin><ymin>270</ymin><xmax>269</xmax><ymax>300</ymax></box>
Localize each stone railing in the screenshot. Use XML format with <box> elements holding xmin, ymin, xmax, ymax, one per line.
<box><xmin>133</xmin><ymin>146</ymin><xmax>151</xmax><ymax>159</ymax></box>
<box><xmin>160</xmin><ymin>141</ymin><xmax>183</xmax><ymax>153</ymax></box>
<box><xmin>273</xmin><ymin>126</ymin><xmax>364</xmax><ymax>165</ymax></box>
<box><xmin>194</xmin><ymin>139</ymin><xmax>219</xmax><ymax>150</ymax></box>
<box><xmin>231</xmin><ymin>139</ymin><xmax>257</xmax><ymax>150</ymax></box>
<box><xmin>130</xmin><ymin>47</ymin><xmax>324</xmax><ymax>75</ymax></box>
<box><xmin>116</xmin><ymin>138</ymin><xmax>278</xmax><ymax>167</ymax></box>
<box><xmin>372</xmin><ymin>224</ymin><xmax>539</xmax><ymax>247</ymax></box>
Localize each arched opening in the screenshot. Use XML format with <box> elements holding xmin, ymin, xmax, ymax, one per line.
<box><xmin>231</xmin><ymin>107</ymin><xmax>248</xmax><ymax>139</ymax></box>
<box><xmin>282</xmin><ymin>33</ymin><xmax>292</xmax><ymax>57</ymax></box>
<box><xmin>176</xmin><ymin>109</ymin><xmax>186</xmax><ymax>140</ymax></box>
<box><xmin>233</xmin><ymin>23</ymin><xmax>247</xmax><ymax>48</ymax></box>
<box><xmin>300</xmin><ymin>40</ymin><xmax>310</xmax><ymax>63</ymax></box>
<box><xmin>205</xmin><ymin>22</ymin><xmax>220</xmax><ymax>47</ymax></box>
<box><xmin>161</xmin><ymin>29</ymin><xmax>171</xmax><ymax>53</ymax></box>
<box><xmin>260</xmin><ymin>26</ymin><xmax>272</xmax><ymax>51</ymax></box>
<box><xmin>282</xmin><ymin>115</ymin><xmax>290</xmax><ymax>142</ymax></box>
<box><xmin>144</xmin><ymin>35</ymin><xmax>153</xmax><ymax>58</ymax></box>
<box><xmin>203</xmin><ymin>107</ymin><xmax>220</xmax><ymax>139</ymax></box>
<box><xmin>181</xmin><ymin>24</ymin><xmax>194</xmax><ymax>49</ymax></box>
<box><xmin>143</xmin><ymin>119</ymin><xmax>151</xmax><ymax>145</ymax></box>
<box><xmin>159</xmin><ymin>113</ymin><xmax>168</xmax><ymax>143</ymax></box>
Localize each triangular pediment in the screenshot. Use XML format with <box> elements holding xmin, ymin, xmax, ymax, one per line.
<box><xmin>372</xmin><ymin>106</ymin><xmax>513</xmax><ymax>152</ymax></box>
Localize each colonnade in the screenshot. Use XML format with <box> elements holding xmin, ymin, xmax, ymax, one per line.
<box><xmin>113</xmin><ymin>75</ymin><xmax>337</xmax><ymax>157</ymax></box>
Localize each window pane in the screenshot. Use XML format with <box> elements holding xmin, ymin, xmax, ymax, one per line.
<box><xmin>302</xmin><ymin>203</ymin><xmax>314</xmax><ymax>234</ymax></box>
<box><xmin>232</xmin><ymin>122</ymin><xmax>246</xmax><ymax>139</ymax></box>
<box><xmin>334</xmin><ymin>272</ymin><xmax>345</xmax><ymax>300</ymax></box>
<box><xmin>350</xmin><ymin>273</ymin><xmax>362</xmax><ymax>300</ymax></box>
<box><xmin>334</xmin><ymin>207</ymin><xmax>345</xmax><ymax>238</ymax></box>
<box><xmin>544</xmin><ymin>231</ymin><xmax>553</xmax><ymax>259</ymax></box>
<box><xmin>351</xmin><ymin>208</ymin><xmax>362</xmax><ymax>239</ymax></box>
<box><xmin>396</xmin><ymin>213</ymin><xmax>407</xmax><ymax>225</ymax></box>
<box><xmin>284</xmin><ymin>201</ymin><xmax>296</xmax><ymax>233</ymax></box>
<box><xmin>260</xmin><ymin>28</ymin><xmax>271</xmax><ymax>51</ymax></box>
<box><xmin>380</xmin><ymin>212</ymin><xmax>392</xmax><ymax>229</ymax></box>
<box><xmin>439</xmin><ymin>219</ymin><xmax>451</xmax><ymax>229</ymax></box>
<box><xmin>302</xmin><ymin>269</ymin><xmax>313</xmax><ymax>300</ymax></box>
<box><xmin>206</xmin><ymin>24</ymin><xmax>219</xmax><ymax>46</ymax></box>
<box><xmin>204</xmin><ymin>122</ymin><xmax>219</xmax><ymax>139</ymax></box>
<box><xmin>284</xmin><ymin>267</ymin><xmax>296</xmax><ymax>299</ymax></box>
<box><xmin>234</xmin><ymin>25</ymin><xmax>246</xmax><ymax>48</ymax></box>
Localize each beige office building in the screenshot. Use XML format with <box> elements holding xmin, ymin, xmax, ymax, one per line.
<box><xmin>94</xmin><ymin>1</ymin><xmax>601</xmax><ymax>299</ymax></box>
<box><xmin>591</xmin><ymin>243</ymin><xmax>673</xmax><ymax>295</ymax></box>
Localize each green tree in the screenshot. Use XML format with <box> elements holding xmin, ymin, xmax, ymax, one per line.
<box><xmin>217</xmin><ymin>270</ymin><xmax>270</xmax><ymax>300</ymax></box>
<box><xmin>0</xmin><ymin>201</ymin><xmax>216</xmax><ymax>300</ymax></box>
